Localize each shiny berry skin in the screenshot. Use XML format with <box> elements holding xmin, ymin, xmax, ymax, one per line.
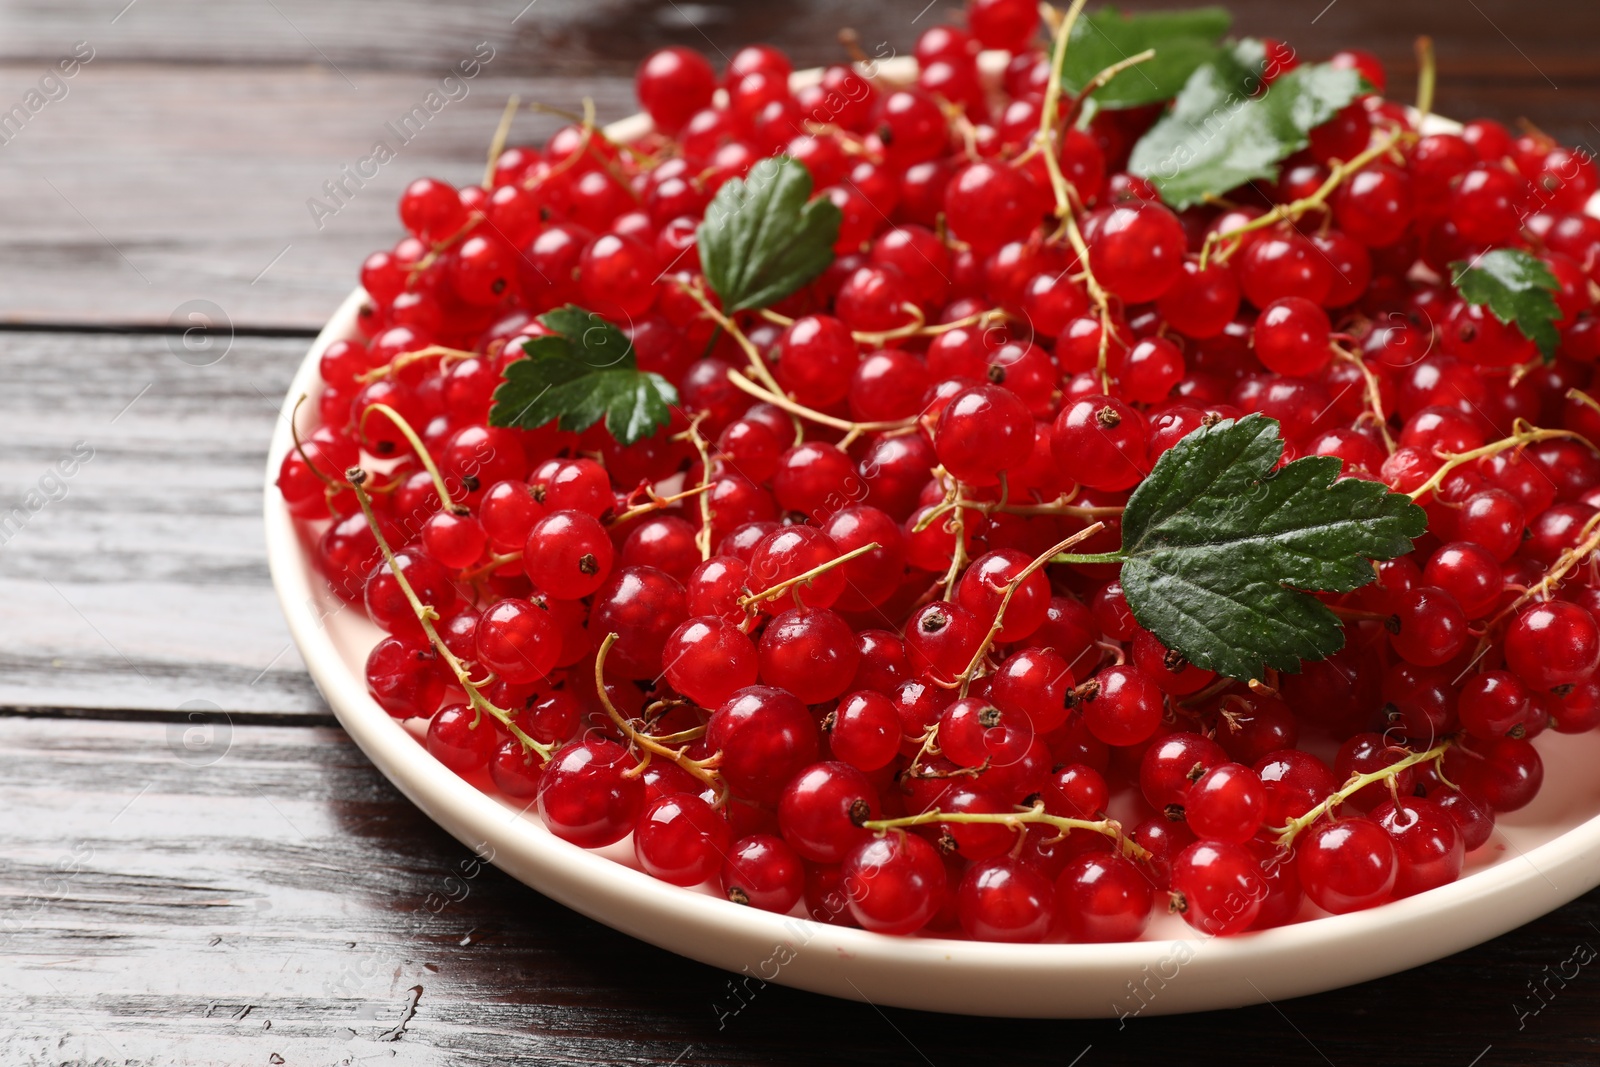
<box><xmin>1432</xmin><ymin>788</ymin><xmax>1496</xmax><ymax>851</ymax></box>
<box><xmin>590</xmin><ymin>565</ymin><xmax>687</xmax><ymax>679</ymax></box>
<box><xmin>363</xmin><ymin>549</ymin><xmax>456</xmax><ymax>637</ymax></box>
<box><xmin>635</xmin><ymin>793</ymin><xmax>731</xmax><ymax>887</ymax></box>
<box><xmin>1387</xmin><ymin>585</ymin><xmax>1469</xmax><ymax>667</ymax></box>
<box><xmin>685</xmin><ymin>555</ymin><xmax>748</xmax><ymax>624</ymax></box>
<box><xmin>475</xmin><ymin>597</ymin><xmax>560</xmax><ymax>685</ymax></box>
<box><xmin>1130</xmin><ymin>629</ymin><xmax>1216</xmax><ymax>697</ymax></box>
<box><xmin>721</xmin><ymin>833</ymin><xmax>805</xmax><ymax>912</ymax></box>
<box><xmin>1422</xmin><ymin>541</ymin><xmax>1501</xmax><ymax>619</ymax></box>
<box><xmin>537</xmin><ymin>737</ymin><xmax>645</xmax><ymax>849</ymax></box>
<box><xmin>1504</xmin><ymin>601</ymin><xmax>1600</xmax><ymax>692</ymax></box>
<box><xmin>636</xmin><ymin>47</ymin><xmax>716</xmax><ymax>134</ymax></box>
<box><xmin>1117</xmin><ymin>336</ymin><xmax>1186</xmax><ymax>403</ymax></box>
<box><xmin>620</xmin><ymin>515</ymin><xmax>700</xmax><ymax>583</ymax></box>
<box><xmin>578</xmin><ymin>233</ymin><xmax>658</xmax><ymax>321</ymax></box>
<box><xmin>957</xmin><ymin>856</ymin><xmax>1054</xmax><ymax>943</ymax></box>
<box><xmin>777</xmin><ymin>761</ymin><xmax>878</xmax><ymax>863</ymax></box>
<box><xmin>990</xmin><ymin>647</ymin><xmax>1073</xmax><ymax>733</ymax></box>
<box><xmin>1186</xmin><ymin>763</ymin><xmax>1267</xmax><ymax>844</ymax></box>
<box><xmin>365</xmin><ymin>635</ymin><xmax>446</xmax><ymax>719</ymax></box>
<box><xmin>1297</xmin><ymin>817</ymin><xmax>1397</xmax><ymax>914</ymax></box>
<box><xmin>1444</xmin><ymin>736</ymin><xmax>1544</xmax><ymax>813</ymax></box>
<box><xmin>759</xmin><ymin>607</ymin><xmax>860</xmax><ymax>704</ymax></box>
<box><xmin>1170</xmin><ymin>840</ymin><xmax>1263</xmax><ymax>935</ymax></box>
<box><xmin>955</xmin><ymin>549</ymin><xmax>1050</xmax><ymax>643</ymax></box>
<box><xmin>425</xmin><ymin>704</ymin><xmax>497</xmax><ymax>774</ymax></box>
<box><xmin>875</xmin><ymin>89</ymin><xmax>950</xmax><ymax>169</ymax></box>
<box><xmin>277</xmin><ymin>433</ymin><xmax>359</xmax><ymax>519</ymax></box>
<box><xmin>1239</xmin><ymin>230</ymin><xmax>1333</xmax><ymax>307</ymax></box>
<box><xmin>524</xmin><ymin>510</ymin><xmax>614</xmax><ymax>601</ymax></box>
<box><xmin>1333</xmin><ymin>732</ymin><xmax>1417</xmax><ymax>810</ymax></box>
<box><xmin>531</xmin><ymin>457</ymin><xmax>614</xmax><ymax>518</ymax></box>
<box><xmin>490</xmin><ymin>737</ymin><xmax>544</xmax><ymax>798</ymax></box>
<box><xmin>771</xmin><ymin>441</ymin><xmax>858</xmax><ymax>520</ymax></box>
<box><xmin>935</xmin><ymin>384</ymin><xmax>1035</xmax><ymax>486</ymax></box>
<box><xmin>944</xmin><ymin>161</ymin><xmax>1044</xmax><ymax>256</ymax></box>
<box><xmin>1450</xmin><ymin>164</ymin><xmax>1525</xmax><ymax>245</ymax></box>
<box><xmin>1334</xmin><ymin>164</ymin><xmax>1413</xmax><ymax>247</ymax></box>
<box><xmin>1051</xmin><ymin>394</ymin><xmax>1148</xmax><ymax>492</ymax></box>
<box><xmin>1140</xmin><ymin>732</ymin><xmax>1227</xmax><ymax>813</ymax></box>
<box><xmin>1255</xmin><ymin>749</ymin><xmax>1340</xmax><ymax>828</ymax></box>
<box><xmin>828</xmin><ymin>690</ymin><xmax>902</xmax><ymax>771</ymax></box>
<box><xmin>663</xmin><ymin>615</ymin><xmax>759</xmax><ymax>708</ymax></box>
<box><xmin>774</xmin><ymin>314</ymin><xmax>858</xmax><ymax>409</ymax></box>
<box><xmin>398</xmin><ymin>177</ymin><xmax>467</xmax><ymax>242</ymax></box>
<box><xmin>1082</xmin><ymin>665</ymin><xmax>1164</xmax><ymax>747</ymax></box>
<box><xmin>842</xmin><ymin>831</ymin><xmax>946</xmax><ymax>935</ymax></box>
<box><xmin>1158</xmin><ymin>259</ymin><xmax>1242</xmax><ymax>339</ymax></box>
<box><xmin>1371</xmin><ymin>796</ymin><xmax>1464</xmax><ymax>899</ymax></box>
<box><xmin>1086</xmin><ymin>201</ymin><xmax>1187</xmax><ymax>304</ymax></box>
<box><xmin>1042</xmin><ymin>763</ymin><xmax>1108</xmax><ymax>821</ymax></box>
<box><xmin>905</xmin><ymin>600</ymin><xmax>985</xmax><ymax>684</ymax></box>
<box><xmin>746</xmin><ymin>525</ymin><xmax>847</xmax><ymax>612</ymax></box>
<box><xmin>1254</xmin><ymin>297</ymin><xmax>1332</xmax><ymax>376</ymax></box>
<box><xmin>1053</xmin><ymin>853</ymin><xmax>1154</xmax><ymax>943</ymax></box>
<box><xmin>708</xmin><ymin>686</ymin><xmax>820</xmax><ymax>805</ymax></box>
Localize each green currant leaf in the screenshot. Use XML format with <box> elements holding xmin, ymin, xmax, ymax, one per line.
<box><xmin>1450</xmin><ymin>248</ymin><xmax>1564</xmax><ymax>362</ymax></box>
<box><xmin>489</xmin><ymin>305</ymin><xmax>678</xmax><ymax>446</ymax></box>
<box><xmin>1113</xmin><ymin>414</ymin><xmax>1427</xmax><ymax>681</ymax></box>
<box><xmin>1126</xmin><ymin>44</ymin><xmax>1367</xmax><ymax>210</ymax></box>
<box><xmin>696</xmin><ymin>154</ymin><xmax>841</xmax><ymax>313</ymax></box>
<box><xmin>1064</xmin><ymin>7</ymin><xmax>1232</xmax><ymax>109</ymax></box>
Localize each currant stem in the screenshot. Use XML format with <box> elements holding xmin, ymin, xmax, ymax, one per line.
<box><xmin>608</xmin><ymin>481</ymin><xmax>715</xmax><ymax>526</ymax></box>
<box><xmin>737</xmin><ymin>541</ymin><xmax>882</xmax><ymax>611</ymax></box>
<box><xmin>725</xmin><ymin>367</ymin><xmax>917</xmax><ymax>435</ymax></box>
<box><xmin>1199</xmin><ymin>127</ymin><xmax>1409</xmax><ymax>271</ymax></box>
<box><xmin>357</xmin><ymin>344</ymin><xmax>477</xmax><ymax>384</ymax></box>
<box><xmin>1406</xmin><ymin>422</ymin><xmax>1596</xmax><ymax>501</ymax></box>
<box><xmin>1414</xmin><ymin>36</ymin><xmax>1436</xmax><ymax>124</ymax></box>
<box><xmin>671</xmin><ymin>414</ymin><xmax>716</xmax><ymax>560</ymax></box>
<box><xmin>674</xmin><ymin>281</ymin><xmax>786</xmax><ymax>396</ymax></box>
<box><xmin>1050</xmin><ymin>549</ymin><xmax>1126</xmax><ymax>566</ymax></box>
<box><xmin>348</xmin><ymin>469</ymin><xmax>551</xmax><ymax>760</ymax></box>
<box><xmin>1270</xmin><ymin>738</ymin><xmax>1453</xmax><ymax>848</ymax></box>
<box><xmin>952</xmin><ymin>523</ymin><xmax>1107</xmax><ymax>694</ymax></box>
<box><xmin>1333</xmin><ymin>344</ymin><xmax>1397</xmax><ymax>454</ymax></box>
<box><xmin>863</xmin><ymin>801</ymin><xmax>1151</xmax><ymax>862</ymax></box>
<box><xmin>593</xmin><ymin>632</ymin><xmax>726</xmax><ymax>800</ymax></box>
<box><xmin>483</xmin><ymin>94</ymin><xmax>522</xmax><ymax>189</ymax></box>
<box><xmin>359</xmin><ymin>402</ymin><xmax>466</xmax><ymax>514</ymax></box>
<box><xmin>1487</xmin><ymin>511</ymin><xmax>1600</xmax><ymax>626</ymax></box>
<box><xmin>1068</xmin><ymin>49</ymin><xmax>1156</xmax><ymax>114</ymax></box>
<box><xmin>288</xmin><ymin>394</ymin><xmax>343</xmax><ymax>491</ymax></box>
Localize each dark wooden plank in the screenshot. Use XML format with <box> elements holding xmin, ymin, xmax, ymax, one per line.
<box><xmin>3</xmin><ymin>0</ymin><xmax>1599</xmax><ymax>80</ymax></box>
<box><xmin>0</xmin><ymin>1</ymin><xmax>1597</xmax><ymax>329</ymax></box>
<box><xmin>3</xmin><ymin>714</ymin><xmax>1600</xmax><ymax>1066</ymax></box>
<box><xmin>0</xmin><ymin>331</ymin><xmax>329</xmax><ymax>715</ymax></box>
<box><xmin>0</xmin><ymin>66</ymin><xmax>633</xmax><ymax>330</ymax></box>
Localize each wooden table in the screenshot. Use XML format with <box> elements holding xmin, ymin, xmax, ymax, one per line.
<box><xmin>4</xmin><ymin>1</ymin><xmax>1600</xmax><ymax>1062</ymax></box>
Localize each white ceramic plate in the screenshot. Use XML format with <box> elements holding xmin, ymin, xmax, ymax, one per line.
<box><xmin>264</xmin><ymin>65</ymin><xmax>1600</xmax><ymax>1017</ymax></box>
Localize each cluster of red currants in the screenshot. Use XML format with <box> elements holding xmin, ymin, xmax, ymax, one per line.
<box><xmin>279</xmin><ymin>0</ymin><xmax>1600</xmax><ymax>943</ymax></box>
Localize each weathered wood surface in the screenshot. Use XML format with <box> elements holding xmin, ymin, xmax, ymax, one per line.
<box><xmin>6</xmin><ymin>0</ymin><xmax>1600</xmax><ymax>1062</ymax></box>
<box><xmin>0</xmin><ymin>331</ymin><xmax>327</xmax><ymax>717</ymax></box>
<box><xmin>5</xmin><ymin>715</ymin><xmax>1600</xmax><ymax>1067</ymax></box>
<box><xmin>0</xmin><ymin>0</ymin><xmax>1597</xmax><ymax>328</ymax></box>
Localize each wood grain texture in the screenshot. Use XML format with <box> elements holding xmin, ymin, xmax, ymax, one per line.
<box><xmin>4</xmin><ymin>715</ymin><xmax>1600</xmax><ymax>1067</ymax></box>
<box><xmin>7</xmin><ymin>1</ymin><xmax>1600</xmax><ymax>1060</ymax></box>
<box><xmin>0</xmin><ymin>0</ymin><xmax>1597</xmax><ymax>328</ymax></box>
<box><xmin>0</xmin><ymin>331</ymin><xmax>328</xmax><ymax>716</ymax></box>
